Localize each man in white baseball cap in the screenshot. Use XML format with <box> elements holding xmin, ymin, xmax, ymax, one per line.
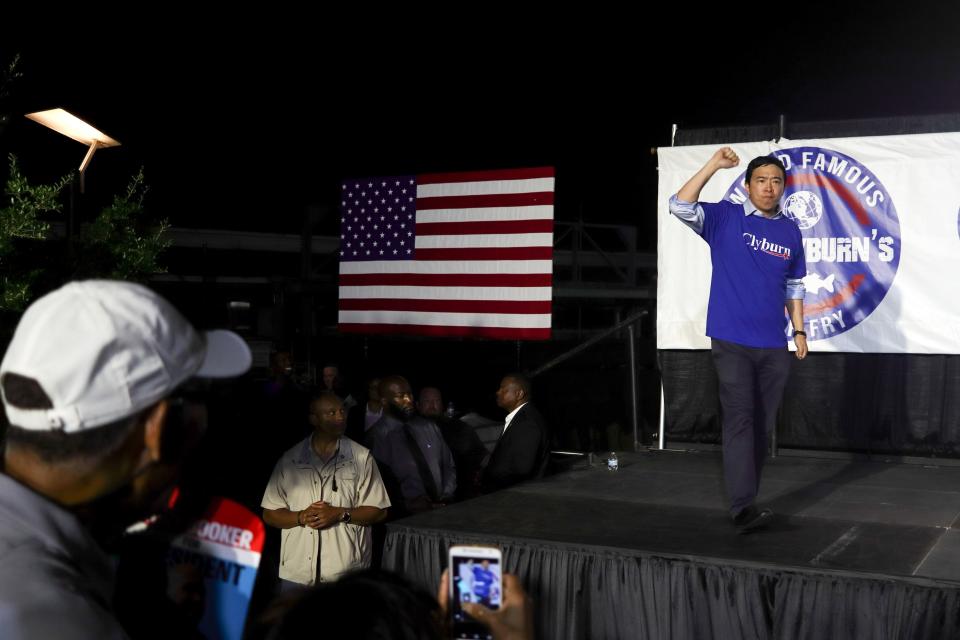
<box><xmin>0</xmin><ymin>280</ymin><xmax>251</xmax><ymax>639</ymax></box>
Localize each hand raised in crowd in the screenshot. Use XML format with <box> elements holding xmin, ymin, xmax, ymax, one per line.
<box><xmin>438</xmin><ymin>569</ymin><xmax>534</xmax><ymax>640</ymax></box>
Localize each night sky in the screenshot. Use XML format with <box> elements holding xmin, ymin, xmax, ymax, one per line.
<box><xmin>2</xmin><ymin>7</ymin><xmax>959</xmax><ymax>251</ymax></box>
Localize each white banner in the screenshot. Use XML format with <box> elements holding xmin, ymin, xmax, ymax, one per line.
<box><xmin>657</xmin><ymin>133</ymin><xmax>960</xmax><ymax>353</ymax></box>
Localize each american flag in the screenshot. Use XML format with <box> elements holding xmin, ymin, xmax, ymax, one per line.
<box><xmin>338</xmin><ymin>167</ymin><xmax>555</xmax><ymax>340</ymax></box>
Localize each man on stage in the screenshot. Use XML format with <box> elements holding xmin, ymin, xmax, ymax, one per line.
<box><xmin>669</xmin><ymin>147</ymin><xmax>808</xmax><ymax>533</ymax></box>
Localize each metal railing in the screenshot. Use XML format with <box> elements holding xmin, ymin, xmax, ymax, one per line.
<box><xmin>528</xmin><ymin>308</ymin><xmax>649</xmax><ymax>452</ymax></box>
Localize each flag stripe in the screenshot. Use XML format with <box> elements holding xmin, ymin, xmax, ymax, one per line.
<box><xmin>416</xmin><ymin>233</ymin><xmax>553</xmax><ymax>249</ymax></box>
<box><xmin>339</xmin><ymin>286</ymin><xmax>551</xmax><ymax>301</ymax></box>
<box><xmin>338</xmin><ymin>299</ymin><xmax>552</xmax><ymax>314</ymax></box>
<box><xmin>417</xmin><ymin>177</ymin><xmax>555</xmax><ymax>198</ymax></box>
<box><xmin>340</xmin><ymin>260</ymin><xmax>553</xmax><ymax>275</ymax></box>
<box><xmin>418</xmin><ymin>167</ymin><xmax>555</xmax><ymax>185</ymax></box>
<box><xmin>416</xmin><ymin>206</ymin><xmax>553</xmax><ymax>224</ymax></box>
<box><xmin>339</xmin><ymin>310</ymin><xmax>551</xmax><ymax>328</ymax></box>
<box><xmin>415</xmin><ymin>247</ymin><xmax>553</xmax><ymax>261</ymax></box>
<box><xmin>339</xmin><ymin>273</ymin><xmax>553</xmax><ymax>287</ymax></box>
<box><xmin>339</xmin><ymin>323</ymin><xmax>552</xmax><ymax>340</ymax></box>
<box><xmin>416</xmin><ymin>220</ymin><xmax>554</xmax><ymax>236</ymax></box>
<box><xmin>416</xmin><ymin>192</ymin><xmax>554</xmax><ymax>210</ymax></box>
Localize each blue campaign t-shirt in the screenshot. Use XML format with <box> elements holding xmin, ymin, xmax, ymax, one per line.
<box><xmin>699</xmin><ymin>200</ymin><xmax>805</xmax><ymax>348</ymax></box>
<box><xmin>471</xmin><ymin>565</ymin><xmax>496</xmax><ymax>599</ymax></box>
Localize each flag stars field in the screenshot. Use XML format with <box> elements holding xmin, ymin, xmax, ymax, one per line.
<box><xmin>338</xmin><ymin>167</ymin><xmax>555</xmax><ymax>339</ymax></box>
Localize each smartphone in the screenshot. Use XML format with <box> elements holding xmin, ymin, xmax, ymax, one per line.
<box><xmin>448</xmin><ymin>544</ymin><xmax>503</xmax><ymax>640</ymax></box>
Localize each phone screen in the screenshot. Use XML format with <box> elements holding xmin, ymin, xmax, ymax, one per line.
<box><xmin>449</xmin><ymin>548</ymin><xmax>502</xmax><ymax>640</ymax></box>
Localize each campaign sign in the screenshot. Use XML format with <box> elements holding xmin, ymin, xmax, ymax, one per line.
<box><xmin>167</xmin><ymin>497</ymin><xmax>265</xmax><ymax>640</ymax></box>
<box><xmin>724</xmin><ymin>147</ymin><xmax>901</xmax><ymax>341</ymax></box>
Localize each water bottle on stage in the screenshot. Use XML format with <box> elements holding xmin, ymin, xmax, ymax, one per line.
<box><xmin>607</xmin><ymin>452</ymin><xmax>619</xmax><ymax>471</ymax></box>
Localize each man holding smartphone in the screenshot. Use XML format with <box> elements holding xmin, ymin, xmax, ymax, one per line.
<box><xmin>258</xmin><ymin>566</ymin><xmax>535</xmax><ymax>640</ymax></box>
<box><xmin>442</xmin><ymin>547</ymin><xmax>533</xmax><ymax>640</ymax></box>
<box><xmin>448</xmin><ymin>546</ymin><xmax>506</xmax><ymax>639</ymax></box>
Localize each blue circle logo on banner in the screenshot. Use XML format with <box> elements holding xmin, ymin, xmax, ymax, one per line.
<box><xmin>723</xmin><ymin>147</ymin><xmax>901</xmax><ymax>341</ymax></box>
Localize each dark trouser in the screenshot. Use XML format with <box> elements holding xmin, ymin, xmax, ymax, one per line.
<box><xmin>280</xmin><ymin>578</ymin><xmax>306</xmax><ymax>592</ymax></box>
<box><xmin>711</xmin><ymin>338</ymin><xmax>792</xmax><ymax>517</ymax></box>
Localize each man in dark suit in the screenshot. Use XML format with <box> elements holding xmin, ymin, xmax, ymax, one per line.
<box><xmin>481</xmin><ymin>374</ymin><xmax>550</xmax><ymax>493</ymax></box>
<box><xmin>367</xmin><ymin>376</ymin><xmax>457</xmax><ymax>514</ymax></box>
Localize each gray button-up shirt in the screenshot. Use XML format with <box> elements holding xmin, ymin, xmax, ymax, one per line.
<box><xmin>0</xmin><ymin>473</ymin><xmax>128</xmax><ymax>639</ymax></box>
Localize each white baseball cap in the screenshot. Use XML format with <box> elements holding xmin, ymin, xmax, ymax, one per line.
<box><xmin>1</xmin><ymin>280</ymin><xmax>252</xmax><ymax>433</ymax></box>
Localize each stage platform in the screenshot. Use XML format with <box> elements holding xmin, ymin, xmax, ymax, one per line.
<box><xmin>382</xmin><ymin>450</ymin><xmax>960</xmax><ymax>639</ymax></box>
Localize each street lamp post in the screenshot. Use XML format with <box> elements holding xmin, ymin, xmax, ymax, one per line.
<box><xmin>24</xmin><ymin>108</ymin><xmax>120</xmax><ymax>247</ymax></box>
<box><xmin>25</xmin><ymin>108</ymin><xmax>120</xmax><ymax>192</ymax></box>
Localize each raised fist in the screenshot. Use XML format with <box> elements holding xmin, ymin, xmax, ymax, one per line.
<box><xmin>712</xmin><ymin>147</ymin><xmax>740</xmax><ymax>169</ymax></box>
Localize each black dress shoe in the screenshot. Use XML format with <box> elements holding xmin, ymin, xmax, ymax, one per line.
<box><xmin>733</xmin><ymin>505</ymin><xmax>773</xmax><ymax>534</ymax></box>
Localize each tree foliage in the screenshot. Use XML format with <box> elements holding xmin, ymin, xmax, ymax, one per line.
<box><xmin>0</xmin><ymin>156</ymin><xmax>171</xmax><ymax>313</ymax></box>
<box><xmin>75</xmin><ymin>168</ymin><xmax>171</xmax><ymax>282</ymax></box>
<box><xmin>0</xmin><ymin>155</ymin><xmax>69</xmax><ymax>311</ymax></box>
<box><xmin>0</xmin><ymin>54</ymin><xmax>171</xmax><ymax>324</ymax></box>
